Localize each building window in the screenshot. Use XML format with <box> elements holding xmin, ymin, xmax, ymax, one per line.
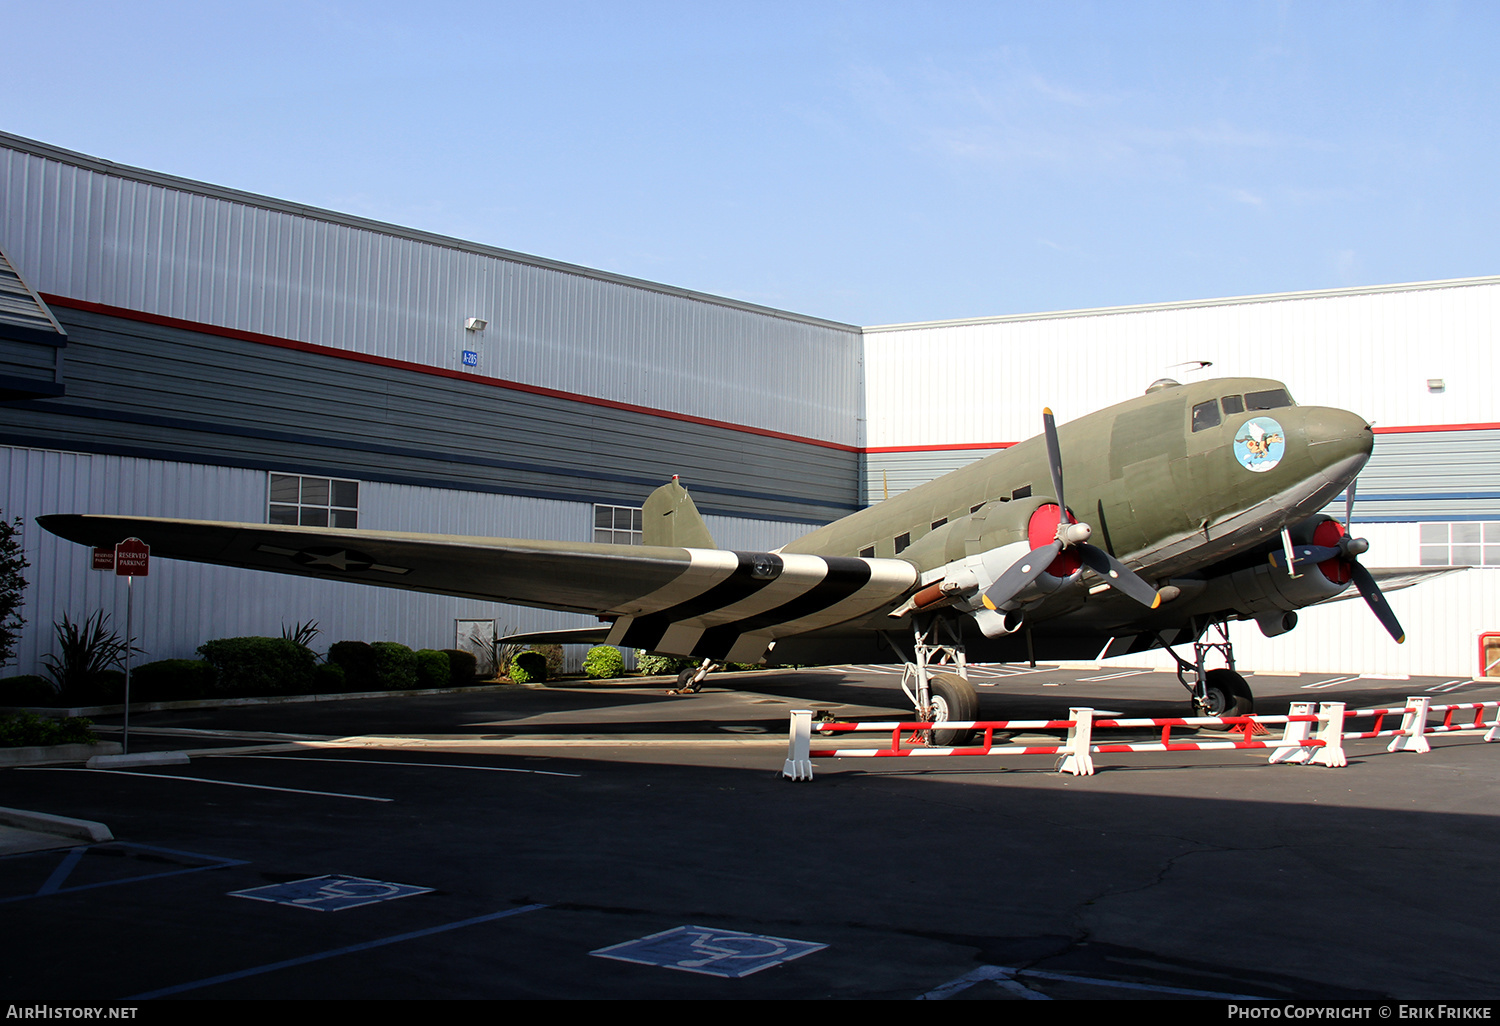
<box><xmin>1420</xmin><ymin>522</ymin><xmax>1500</xmax><ymax>566</ymax></box>
<box><xmin>594</xmin><ymin>504</ymin><xmax>642</xmax><ymax>545</ymax></box>
<box><xmin>269</xmin><ymin>473</ymin><xmax>359</xmax><ymax>528</ymax></box>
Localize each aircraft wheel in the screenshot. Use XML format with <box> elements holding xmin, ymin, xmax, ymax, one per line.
<box><xmin>1198</xmin><ymin>668</ymin><xmax>1254</xmax><ymax>721</ymax></box>
<box><xmin>674</xmin><ymin>666</ymin><xmax>701</xmax><ymax>693</ymax></box>
<box><xmin>928</xmin><ymin>672</ymin><xmax>978</xmax><ymax>746</ymax></box>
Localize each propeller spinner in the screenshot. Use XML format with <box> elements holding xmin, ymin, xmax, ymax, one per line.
<box><xmin>982</xmin><ymin>409</ymin><xmax>1162</xmax><ymax>612</ymax></box>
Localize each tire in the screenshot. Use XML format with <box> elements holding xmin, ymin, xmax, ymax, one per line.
<box><xmin>1199</xmin><ymin>668</ymin><xmax>1254</xmax><ymax>722</ymax></box>
<box><xmin>675</xmin><ymin>666</ymin><xmax>698</xmax><ymax>692</ymax></box>
<box><xmin>928</xmin><ymin>671</ymin><xmax>979</xmax><ymax>746</ymax></box>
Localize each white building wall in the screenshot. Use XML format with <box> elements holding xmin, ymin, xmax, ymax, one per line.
<box><xmin>1</xmin><ymin>445</ymin><xmax>817</xmax><ymax>676</ymax></box>
<box><xmin>863</xmin><ymin>279</ymin><xmax>1500</xmax><ymax>447</ymax></box>
<box><xmin>0</xmin><ymin>135</ymin><xmax>861</xmax><ymax>447</ymax></box>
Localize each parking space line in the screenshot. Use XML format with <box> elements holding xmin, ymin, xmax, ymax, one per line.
<box><xmin>1302</xmin><ymin>676</ymin><xmax>1356</xmax><ymax>689</ymax></box>
<box><xmin>19</xmin><ymin>767</ymin><xmax>392</xmax><ymax>802</ymax></box>
<box><xmin>36</xmin><ymin>846</ymin><xmax>88</xmax><ymax>895</ymax></box>
<box><xmin>236</xmin><ymin>755</ymin><xmax>582</xmax><ymax>777</ymax></box>
<box><xmin>0</xmin><ymin>842</ymin><xmax>249</xmax><ymax>904</ymax></box>
<box><xmin>921</xmin><ymin>963</ymin><xmax>1264</xmax><ymax>1000</ymax></box>
<box><xmin>126</xmin><ymin>903</ymin><xmax>547</xmax><ymax>999</ymax></box>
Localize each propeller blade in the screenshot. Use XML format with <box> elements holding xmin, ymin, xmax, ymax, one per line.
<box><xmin>1042</xmin><ymin>408</ymin><xmax>1066</xmax><ymax>513</ymax></box>
<box><xmin>1350</xmin><ymin>561</ymin><xmax>1405</xmax><ymax>644</ymax></box>
<box><xmin>1345</xmin><ymin>476</ymin><xmax>1357</xmax><ymax>532</ymax></box>
<box><xmin>1268</xmin><ymin>545</ymin><xmax>1342</xmax><ymax>572</ymax></box>
<box><xmin>982</xmin><ymin>540</ymin><xmax>1062</xmax><ymax>610</ymax></box>
<box><xmin>1076</xmin><ymin>544</ymin><xmax>1161</xmax><ymax>608</ymax></box>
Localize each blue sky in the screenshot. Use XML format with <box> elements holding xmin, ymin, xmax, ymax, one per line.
<box><xmin>5</xmin><ymin>1</ymin><xmax>1497</xmax><ymax>325</ymax></box>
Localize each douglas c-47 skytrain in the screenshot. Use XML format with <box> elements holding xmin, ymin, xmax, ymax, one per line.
<box><xmin>42</xmin><ymin>376</ymin><xmax>1444</xmax><ymax>741</ymax></box>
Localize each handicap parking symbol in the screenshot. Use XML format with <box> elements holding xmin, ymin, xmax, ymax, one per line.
<box><xmin>229</xmin><ymin>874</ymin><xmax>433</xmax><ymax>912</ymax></box>
<box><xmin>591</xmin><ymin>925</ymin><xmax>826</xmax><ymax>978</ymax></box>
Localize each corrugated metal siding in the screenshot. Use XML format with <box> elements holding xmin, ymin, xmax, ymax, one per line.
<box><xmin>0</xmin><ymin>306</ymin><xmax>858</xmax><ymax>523</ymax></box>
<box><xmin>0</xmin><ymin>140</ymin><xmax>861</xmax><ymax>447</ymax></box>
<box><xmin>0</xmin><ymin>446</ymin><xmax>820</xmax><ymax>676</ymax></box>
<box><xmin>863</xmin><ymin>281</ymin><xmax>1500</xmax><ymax>448</ymax></box>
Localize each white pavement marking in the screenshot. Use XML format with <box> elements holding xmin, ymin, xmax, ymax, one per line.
<box><xmin>1076</xmin><ymin>670</ymin><xmax>1151</xmax><ymax>681</ymax></box>
<box><xmin>1302</xmin><ymin>676</ymin><xmax>1356</xmax><ymax>689</ymax></box>
<box><xmin>237</xmin><ymin>755</ymin><xmax>581</xmax><ymax>777</ymax></box>
<box><xmin>1426</xmin><ymin>680</ymin><xmax>1468</xmax><ymax>692</ymax></box>
<box><xmin>19</xmin><ymin>767</ymin><xmax>393</xmax><ymax>802</ymax></box>
<box><xmin>920</xmin><ymin>963</ymin><xmax>1264</xmax><ymax>1001</ymax></box>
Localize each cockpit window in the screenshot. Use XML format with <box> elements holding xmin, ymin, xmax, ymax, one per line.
<box><xmin>1221</xmin><ymin>394</ymin><xmax>1245</xmax><ymax>415</ymax></box>
<box><xmin>1246</xmin><ymin>388</ymin><xmax>1292</xmax><ymax>411</ymax></box>
<box><xmin>1191</xmin><ymin>399</ymin><xmax>1221</xmax><ymax>432</ymax></box>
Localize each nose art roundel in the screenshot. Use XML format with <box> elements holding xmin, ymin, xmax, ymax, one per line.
<box><xmin>1233</xmin><ymin>416</ymin><xmax>1286</xmax><ymax>473</ymax></box>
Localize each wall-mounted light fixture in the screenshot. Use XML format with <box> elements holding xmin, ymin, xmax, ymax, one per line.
<box><xmin>1427</xmin><ymin>378</ymin><xmax>1445</xmax><ymax>393</ymax></box>
<box><xmin>465</xmin><ymin>317</ymin><xmax>488</xmax><ymax>332</ymax></box>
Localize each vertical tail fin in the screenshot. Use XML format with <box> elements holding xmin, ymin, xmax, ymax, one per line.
<box><xmin>642</xmin><ymin>476</ymin><xmax>717</xmax><ymax>548</ymax></box>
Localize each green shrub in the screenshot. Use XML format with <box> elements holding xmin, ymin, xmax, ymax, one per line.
<box><xmin>415</xmin><ymin>649</ymin><xmax>450</xmax><ymax>689</ymax></box>
<box><xmin>131</xmin><ymin>660</ymin><xmax>214</xmax><ymax>702</ymax></box>
<box><xmin>197</xmin><ymin>637</ymin><xmax>316</xmax><ymax>696</ymax></box>
<box><xmin>532</xmin><ymin>644</ymin><xmax>565</xmax><ymax>678</ymax></box>
<box><xmin>327</xmin><ymin>641</ymin><xmax>377</xmax><ymax>691</ymax></box>
<box><xmin>442</xmin><ymin>648</ymin><xmax>477</xmax><ymax>685</ymax></box>
<box><xmin>371</xmin><ymin>642</ymin><xmax>417</xmax><ymax>690</ymax></box>
<box><xmin>0</xmin><ymin>674</ymin><xmax>59</xmax><ymax>706</ymax></box>
<box><xmin>508</xmin><ymin>650</ymin><xmax>548</xmax><ymax>684</ymax></box>
<box><xmin>313</xmin><ymin>662</ymin><xmax>346</xmax><ymax>693</ymax></box>
<box><xmin>42</xmin><ymin>612</ymin><xmax>139</xmax><ymax>704</ymax></box>
<box><xmin>635</xmin><ymin>651</ymin><xmax>695</xmax><ymax>676</ymax></box>
<box><xmin>0</xmin><ymin>711</ymin><xmax>97</xmax><ymax>748</ymax></box>
<box><xmin>583</xmin><ymin>645</ymin><xmax>625</xmax><ymax>680</ymax></box>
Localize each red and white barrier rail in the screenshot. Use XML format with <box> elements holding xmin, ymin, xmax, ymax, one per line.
<box><xmin>781</xmin><ymin>697</ymin><xmax>1500</xmax><ymax>781</ymax></box>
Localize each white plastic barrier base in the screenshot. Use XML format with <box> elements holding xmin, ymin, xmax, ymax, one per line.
<box><xmin>1310</xmin><ymin>702</ymin><xmax>1347</xmax><ymax>767</ymax></box>
<box><xmin>1056</xmin><ymin>707</ymin><xmax>1095</xmax><ymax>776</ymax></box>
<box><xmin>1269</xmin><ymin>702</ymin><xmax>1318</xmax><ymax>764</ymax></box>
<box><xmin>1388</xmin><ymin>696</ymin><xmax>1433</xmax><ymax>754</ymax></box>
<box><xmin>783</xmin><ymin>709</ymin><xmax>814</xmax><ymax>781</ymax></box>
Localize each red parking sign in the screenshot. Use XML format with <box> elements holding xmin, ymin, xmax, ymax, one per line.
<box><xmin>115</xmin><ymin>537</ymin><xmax>149</xmax><ymax>576</ymax></box>
<box><xmin>92</xmin><ymin>547</ymin><xmax>116</xmax><ymax>571</ymax></box>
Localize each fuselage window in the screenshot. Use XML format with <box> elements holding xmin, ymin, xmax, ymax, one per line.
<box><xmin>1012</xmin><ymin>485</ymin><xmax>1032</xmax><ymax>500</ymax></box>
<box><xmin>1246</xmin><ymin>388</ymin><xmax>1292</xmax><ymax>411</ymax></box>
<box><xmin>1191</xmin><ymin>399</ymin><xmax>1222</xmax><ymax>432</ymax></box>
<box><xmin>859</xmin><ymin>545</ymin><xmax>875</xmax><ymax>558</ymax></box>
<box><xmin>931</xmin><ymin>518</ymin><xmax>947</xmax><ymax>530</ymax></box>
<box><xmin>1221</xmin><ymin>394</ymin><xmax>1245</xmax><ymax>415</ymax></box>
<box><xmin>970</xmin><ymin>503</ymin><xmax>985</xmax><ymax>513</ymax></box>
<box><xmin>895</xmin><ymin>532</ymin><xmax>911</xmax><ymax>553</ymax></box>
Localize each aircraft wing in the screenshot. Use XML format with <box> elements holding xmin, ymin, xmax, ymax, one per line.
<box><xmin>37</xmin><ymin>515</ymin><xmax>918</xmax><ymax>663</ymax></box>
<box><xmin>1321</xmin><ymin>565</ymin><xmax>1465</xmax><ymax>599</ymax></box>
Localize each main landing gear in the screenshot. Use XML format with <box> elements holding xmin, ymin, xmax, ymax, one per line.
<box><xmin>669</xmin><ymin>658</ymin><xmax>717</xmax><ymax>694</ymax></box>
<box><xmin>886</xmin><ymin>618</ymin><xmax>979</xmax><ymax>746</ymax></box>
<box><xmin>1162</xmin><ymin>620</ymin><xmax>1255</xmax><ymax>718</ymax></box>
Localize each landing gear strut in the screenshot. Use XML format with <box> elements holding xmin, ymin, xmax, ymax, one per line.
<box><xmin>1161</xmin><ymin>621</ymin><xmax>1255</xmax><ymax>717</ymax></box>
<box><xmin>885</xmin><ymin>618</ymin><xmax>979</xmax><ymax>746</ymax></box>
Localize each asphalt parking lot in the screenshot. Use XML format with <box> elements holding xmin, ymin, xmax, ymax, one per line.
<box><xmin>2</xmin><ymin>663</ymin><xmax>1499</xmax><ymax>1002</ymax></box>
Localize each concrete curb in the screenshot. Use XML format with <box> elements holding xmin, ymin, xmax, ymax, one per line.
<box><xmin>0</xmin><ymin>806</ymin><xmax>113</xmax><ymax>843</ymax></box>
<box><xmin>0</xmin><ymin>742</ymin><xmax>122</xmax><ymax>766</ymax></box>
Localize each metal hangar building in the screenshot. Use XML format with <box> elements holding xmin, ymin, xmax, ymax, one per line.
<box><xmin>1</xmin><ymin>131</ymin><xmax>1495</xmax><ymax>679</ymax></box>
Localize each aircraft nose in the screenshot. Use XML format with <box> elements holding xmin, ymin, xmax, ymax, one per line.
<box><xmin>1303</xmin><ymin>406</ymin><xmax>1374</xmax><ymax>475</ymax></box>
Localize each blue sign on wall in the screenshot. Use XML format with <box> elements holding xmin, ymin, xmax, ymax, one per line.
<box><xmin>461</xmin><ymin>350</ymin><xmax>479</xmax><ymax>367</ymax></box>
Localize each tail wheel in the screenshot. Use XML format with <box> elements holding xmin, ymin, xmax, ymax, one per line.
<box><xmin>928</xmin><ymin>671</ymin><xmax>979</xmax><ymax>746</ymax></box>
<box><xmin>1198</xmin><ymin>668</ymin><xmax>1254</xmax><ymax>721</ymax></box>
